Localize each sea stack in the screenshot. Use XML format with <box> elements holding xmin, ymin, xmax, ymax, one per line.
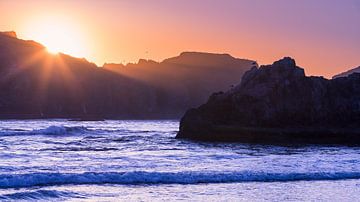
<box><xmin>177</xmin><ymin>57</ymin><xmax>360</xmax><ymax>144</ymax></box>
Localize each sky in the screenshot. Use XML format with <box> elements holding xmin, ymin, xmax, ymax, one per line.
<box><xmin>0</xmin><ymin>0</ymin><xmax>359</xmax><ymax>78</ymax></box>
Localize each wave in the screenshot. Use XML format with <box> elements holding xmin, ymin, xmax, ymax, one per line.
<box><xmin>1</xmin><ymin>171</ymin><xmax>360</xmax><ymax>188</ymax></box>
<box><xmin>0</xmin><ymin>126</ymin><xmax>159</xmax><ymax>136</ymax></box>
<box><xmin>0</xmin><ymin>190</ymin><xmax>82</xmax><ymax>200</ymax></box>
<box><xmin>35</xmin><ymin>126</ymin><xmax>89</xmax><ymax>135</ymax></box>
<box><xmin>0</xmin><ymin>126</ymin><xmax>90</xmax><ymax>136</ymax></box>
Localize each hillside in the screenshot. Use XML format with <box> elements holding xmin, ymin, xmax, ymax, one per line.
<box><xmin>0</xmin><ymin>31</ymin><xmax>256</xmax><ymax>119</ymax></box>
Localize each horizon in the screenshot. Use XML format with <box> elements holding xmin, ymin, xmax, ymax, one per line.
<box><xmin>1</xmin><ymin>0</ymin><xmax>359</xmax><ymax>78</ymax></box>
<box><xmin>1</xmin><ymin>30</ymin><xmax>357</xmax><ymax>79</ymax></box>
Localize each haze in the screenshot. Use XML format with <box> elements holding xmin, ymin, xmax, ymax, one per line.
<box><xmin>0</xmin><ymin>0</ymin><xmax>359</xmax><ymax>78</ymax></box>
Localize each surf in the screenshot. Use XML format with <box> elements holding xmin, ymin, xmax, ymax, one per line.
<box><xmin>1</xmin><ymin>171</ymin><xmax>360</xmax><ymax>188</ymax></box>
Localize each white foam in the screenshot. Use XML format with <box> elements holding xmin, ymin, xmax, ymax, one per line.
<box><xmin>0</xmin><ymin>125</ymin><xmax>89</xmax><ymax>136</ymax></box>
<box><xmin>0</xmin><ymin>190</ymin><xmax>80</xmax><ymax>200</ymax></box>
<box><xmin>36</xmin><ymin>126</ymin><xmax>88</xmax><ymax>135</ymax></box>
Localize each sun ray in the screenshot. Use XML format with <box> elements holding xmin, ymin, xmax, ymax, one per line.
<box><xmin>52</xmin><ymin>54</ymin><xmax>84</xmax><ymax>99</ymax></box>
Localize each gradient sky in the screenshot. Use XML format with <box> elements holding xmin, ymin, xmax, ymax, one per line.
<box><xmin>0</xmin><ymin>0</ymin><xmax>359</xmax><ymax>78</ymax></box>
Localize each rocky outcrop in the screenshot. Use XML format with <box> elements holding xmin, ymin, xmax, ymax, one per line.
<box><xmin>333</xmin><ymin>66</ymin><xmax>360</xmax><ymax>79</ymax></box>
<box><xmin>1</xmin><ymin>31</ymin><xmax>17</xmax><ymax>38</ymax></box>
<box><xmin>177</xmin><ymin>57</ymin><xmax>360</xmax><ymax>144</ymax></box>
<box><xmin>0</xmin><ymin>32</ymin><xmax>255</xmax><ymax>119</ymax></box>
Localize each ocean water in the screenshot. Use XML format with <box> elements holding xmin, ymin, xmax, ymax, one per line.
<box><xmin>0</xmin><ymin>120</ymin><xmax>360</xmax><ymax>201</ymax></box>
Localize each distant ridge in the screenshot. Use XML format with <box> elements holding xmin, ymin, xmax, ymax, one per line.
<box><xmin>0</xmin><ymin>31</ymin><xmax>17</xmax><ymax>38</ymax></box>
<box><xmin>163</xmin><ymin>51</ymin><xmax>255</xmax><ymax>67</ymax></box>
<box><xmin>333</xmin><ymin>66</ymin><xmax>360</xmax><ymax>79</ymax></box>
<box><xmin>0</xmin><ymin>31</ymin><xmax>256</xmax><ymax>119</ymax></box>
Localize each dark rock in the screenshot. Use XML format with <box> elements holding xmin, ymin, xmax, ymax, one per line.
<box><xmin>177</xmin><ymin>57</ymin><xmax>360</xmax><ymax>145</ymax></box>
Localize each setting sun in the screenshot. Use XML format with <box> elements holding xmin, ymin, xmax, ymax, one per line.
<box><xmin>22</xmin><ymin>15</ymin><xmax>89</xmax><ymax>58</ymax></box>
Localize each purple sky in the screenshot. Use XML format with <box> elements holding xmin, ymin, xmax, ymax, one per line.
<box><xmin>1</xmin><ymin>0</ymin><xmax>359</xmax><ymax>77</ymax></box>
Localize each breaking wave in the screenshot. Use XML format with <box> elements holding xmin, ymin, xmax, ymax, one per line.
<box><xmin>1</xmin><ymin>171</ymin><xmax>360</xmax><ymax>188</ymax></box>
<box><xmin>0</xmin><ymin>125</ymin><xmax>157</xmax><ymax>136</ymax></box>
<box><xmin>0</xmin><ymin>126</ymin><xmax>91</xmax><ymax>136</ymax></box>
<box><xmin>0</xmin><ymin>190</ymin><xmax>83</xmax><ymax>200</ymax></box>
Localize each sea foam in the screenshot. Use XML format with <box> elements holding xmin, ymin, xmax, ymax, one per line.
<box><xmin>0</xmin><ymin>190</ymin><xmax>81</xmax><ymax>200</ymax></box>
<box><xmin>0</xmin><ymin>125</ymin><xmax>90</xmax><ymax>136</ymax></box>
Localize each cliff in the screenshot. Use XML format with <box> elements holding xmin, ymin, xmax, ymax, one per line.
<box><xmin>177</xmin><ymin>57</ymin><xmax>360</xmax><ymax>144</ymax></box>
<box><xmin>0</xmin><ymin>32</ymin><xmax>255</xmax><ymax>119</ymax></box>
<box><xmin>103</xmin><ymin>52</ymin><xmax>256</xmax><ymax>117</ymax></box>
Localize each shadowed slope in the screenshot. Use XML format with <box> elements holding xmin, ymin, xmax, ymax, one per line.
<box><xmin>0</xmin><ymin>32</ymin><xmax>255</xmax><ymax>119</ymax></box>
<box><xmin>104</xmin><ymin>52</ymin><xmax>256</xmax><ymax>115</ymax></box>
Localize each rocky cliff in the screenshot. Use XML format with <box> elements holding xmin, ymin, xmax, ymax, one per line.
<box><xmin>103</xmin><ymin>52</ymin><xmax>256</xmax><ymax>117</ymax></box>
<box><xmin>177</xmin><ymin>57</ymin><xmax>360</xmax><ymax>144</ymax></box>
<box><xmin>0</xmin><ymin>31</ymin><xmax>255</xmax><ymax>119</ymax></box>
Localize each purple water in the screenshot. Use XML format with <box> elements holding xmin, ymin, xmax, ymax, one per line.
<box><xmin>0</xmin><ymin>119</ymin><xmax>360</xmax><ymax>201</ymax></box>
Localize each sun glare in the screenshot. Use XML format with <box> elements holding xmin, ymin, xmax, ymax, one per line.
<box><xmin>22</xmin><ymin>15</ymin><xmax>89</xmax><ymax>58</ymax></box>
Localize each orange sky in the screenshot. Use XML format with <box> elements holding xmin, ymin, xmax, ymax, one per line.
<box><xmin>1</xmin><ymin>0</ymin><xmax>359</xmax><ymax>78</ymax></box>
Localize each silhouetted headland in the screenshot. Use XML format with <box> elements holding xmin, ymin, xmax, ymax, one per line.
<box><xmin>0</xmin><ymin>31</ymin><xmax>255</xmax><ymax>119</ymax></box>
<box><xmin>177</xmin><ymin>57</ymin><xmax>360</xmax><ymax>145</ymax></box>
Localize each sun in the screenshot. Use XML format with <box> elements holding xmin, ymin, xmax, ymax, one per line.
<box><xmin>22</xmin><ymin>15</ymin><xmax>90</xmax><ymax>58</ymax></box>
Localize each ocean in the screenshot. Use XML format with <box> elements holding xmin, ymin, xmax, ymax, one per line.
<box><xmin>0</xmin><ymin>119</ymin><xmax>359</xmax><ymax>201</ymax></box>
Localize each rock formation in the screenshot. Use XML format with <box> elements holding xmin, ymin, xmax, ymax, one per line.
<box><xmin>177</xmin><ymin>57</ymin><xmax>360</xmax><ymax>144</ymax></box>
<box><xmin>0</xmin><ymin>31</ymin><xmax>255</xmax><ymax>119</ymax></box>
